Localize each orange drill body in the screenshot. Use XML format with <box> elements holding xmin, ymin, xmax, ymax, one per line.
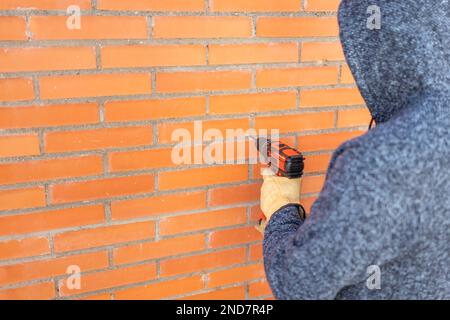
<box><xmin>256</xmin><ymin>138</ymin><xmax>305</xmax><ymax>179</ymax></box>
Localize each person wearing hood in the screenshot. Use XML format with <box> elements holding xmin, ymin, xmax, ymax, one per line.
<box><xmin>260</xmin><ymin>0</ymin><xmax>450</xmax><ymax>299</ymax></box>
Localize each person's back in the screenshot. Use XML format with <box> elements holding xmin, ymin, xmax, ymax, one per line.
<box><xmin>262</xmin><ymin>0</ymin><xmax>450</xmax><ymax>299</ymax></box>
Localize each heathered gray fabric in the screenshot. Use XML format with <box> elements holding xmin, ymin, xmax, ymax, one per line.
<box><xmin>263</xmin><ymin>0</ymin><xmax>450</xmax><ymax>299</ymax></box>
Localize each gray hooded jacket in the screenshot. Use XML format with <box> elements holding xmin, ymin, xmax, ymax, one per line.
<box><xmin>263</xmin><ymin>0</ymin><xmax>450</xmax><ymax>299</ymax></box>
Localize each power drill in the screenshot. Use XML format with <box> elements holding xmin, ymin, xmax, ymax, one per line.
<box><xmin>255</xmin><ymin>137</ymin><xmax>305</xmax><ymax>179</ymax></box>
<box><xmin>253</xmin><ymin>137</ymin><xmax>305</xmax><ymax>230</ymax></box>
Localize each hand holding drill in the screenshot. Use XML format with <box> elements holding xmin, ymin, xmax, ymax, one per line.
<box><xmin>255</xmin><ymin>138</ymin><xmax>305</xmax><ymax>233</ymax></box>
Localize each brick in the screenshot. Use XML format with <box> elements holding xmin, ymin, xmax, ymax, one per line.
<box><xmin>156</xmin><ymin>70</ymin><xmax>251</xmax><ymax>93</ymax></box>
<box><xmin>45</xmin><ymin>126</ymin><xmax>152</xmax><ymax>153</ymax></box>
<box><xmin>305</xmin><ymin>0</ymin><xmax>341</xmax><ymax>12</ymax></box>
<box><xmin>249</xmin><ymin>280</ymin><xmax>272</xmax><ymax>298</ymax></box>
<box><xmin>207</xmin><ymin>139</ymin><xmax>251</xmax><ymax>164</ymax></box>
<box><xmin>209</xmin><ymin>183</ymin><xmax>260</xmax><ymax>207</ymax></box>
<box><xmin>109</xmin><ymin>147</ymin><xmax>179</xmax><ymax>172</ymax></box>
<box><xmin>97</xmin><ymin>0</ymin><xmax>204</xmax><ymax>11</ymax></box>
<box><xmin>0</xmin><ymin>134</ymin><xmax>40</xmax><ymax>158</ymax></box>
<box><xmin>209</xmin><ymin>43</ymin><xmax>298</xmax><ymax>65</ymax></box>
<box><xmin>115</xmin><ymin>275</ymin><xmax>204</xmax><ymax>299</ymax></box>
<box><xmin>111</xmin><ymin>191</ymin><xmax>206</xmax><ymax>220</ymax></box>
<box><xmin>54</xmin><ymin>221</ymin><xmax>154</xmax><ymax>253</ymax></box>
<box><xmin>338</xmin><ymin>108</ymin><xmax>372</xmax><ymax>128</ymax></box>
<box><xmin>160</xmin><ymin>247</ymin><xmax>246</xmax><ymax>277</ymax></box>
<box><xmin>105</xmin><ymin>97</ymin><xmax>205</xmax><ymax>122</ymax></box>
<box><xmin>158</xmin><ymin>118</ymin><xmax>250</xmax><ymax>144</ymax></box>
<box><xmin>341</xmin><ymin>64</ymin><xmax>356</xmax><ymax>84</ymax></box>
<box><xmin>304</xmin><ymin>153</ymin><xmax>332</xmax><ymax>173</ymax></box>
<box><xmin>159</xmin><ymin>207</ymin><xmax>247</xmax><ymax>236</ymax></box>
<box><xmin>39</xmin><ymin>73</ymin><xmax>151</xmax><ymax>100</ymax></box>
<box><xmin>180</xmin><ymin>286</ymin><xmax>245</xmax><ymax>300</ymax></box>
<box><xmin>0</xmin><ymin>155</ymin><xmax>103</xmax><ymax>185</ymax></box>
<box><xmin>301</xmin><ymin>88</ymin><xmax>365</xmax><ymax>107</ymax></box>
<box><xmin>0</xmin><ymin>251</ymin><xmax>108</xmax><ymax>286</ymax></box>
<box><xmin>0</xmin><ymin>47</ymin><xmax>96</xmax><ymax>73</ymax></box>
<box><xmin>0</xmin><ymin>205</ymin><xmax>105</xmax><ymax>236</ymax></box>
<box><xmin>0</xmin><ymin>78</ymin><xmax>34</xmax><ymax>102</ymax></box>
<box><xmin>209</xmin><ymin>91</ymin><xmax>297</xmax><ymax>115</ymax></box>
<box><xmin>301</xmin><ymin>42</ymin><xmax>345</xmax><ymax>62</ymax></box>
<box><xmin>79</xmin><ymin>293</ymin><xmax>112</xmax><ymax>300</ymax></box>
<box><xmin>59</xmin><ymin>263</ymin><xmax>156</xmax><ymax>297</ymax></box>
<box><xmin>114</xmin><ymin>234</ymin><xmax>205</xmax><ymax>265</ymax></box>
<box><xmin>0</xmin><ymin>237</ymin><xmax>50</xmax><ymax>261</ymax></box>
<box><xmin>256</xmin><ymin>66</ymin><xmax>338</xmax><ymax>88</ymax></box>
<box><xmin>210</xmin><ymin>226</ymin><xmax>262</xmax><ymax>248</ymax></box>
<box><xmin>0</xmin><ymin>187</ymin><xmax>46</xmax><ymax>211</ymax></box>
<box><xmin>29</xmin><ymin>16</ymin><xmax>148</xmax><ymax>40</ymax></box>
<box><xmin>0</xmin><ymin>103</ymin><xmax>99</xmax><ymax>129</ymax></box>
<box><xmin>0</xmin><ymin>17</ymin><xmax>26</xmax><ymax>41</ymax></box>
<box><xmin>0</xmin><ymin>0</ymin><xmax>91</xmax><ymax>10</ymax></box>
<box><xmin>249</xmin><ymin>243</ymin><xmax>263</xmax><ymax>261</ymax></box>
<box><xmin>51</xmin><ymin>174</ymin><xmax>154</xmax><ymax>204</ymax></box>
<box><xmin>298</xmin><ymin>131</ymin><xmax>365</xmax><ymax>152</ymax></box>
<box><xmin>257</xmin><ymin>17</ymin><xmax>339</xmax><ymax>37</ymax></box>
<box><xmin>153</xmin><ymin>16</ymin><xmax>252</xmax><ymax>39</ymax></box>
<box><xmin>102</xmin><ymin>45</ymin><xmax>205</xmax><ymax>68</ymax></box>
<box><xmin>301</xmin><ymin>196</ymin><xmax>317</xmax><ymax>214</ymax></box>
<box><xmin>249</xmin><ymin>205</ymin><xmax>264</xmax><ymax>223</ymax></box>
<box><xmin>211</xmin><ymin>0</ymin><xmax>301</xmax><ymax>12</ymax></box>
<box><xmin>0</xmin><ymin>282</ymin><xmax>55</xmax><ymax>300</ymax></box>
<box><xmin>208</xmin><ymin>263</ymin><xmax>265</xmax><ymax>287</ymax></box>
<box><xmin>254</xmin><ymin>112</ymin><xmax>335</xmax><ymax>134</ymax></box>
<box><xmin>301</xmin><ymin>175</ymin><xmax>325</xmax><ymax>194</ymax></box>
<box><xmin>158</xmin><ymin>165</ymin><xmax>248</xmax><ymax>191</ymax></box>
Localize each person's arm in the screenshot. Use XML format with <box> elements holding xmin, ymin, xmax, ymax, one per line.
<box><xmin>262</xmin><ymin>149</ymin><xmax>419</xmax><ymax>299</ymax></box>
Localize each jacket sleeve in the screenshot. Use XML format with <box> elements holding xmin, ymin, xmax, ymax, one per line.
<box><xmin>263</xmin><ymin>147</ymin><xmax>420</xmax><ymax>300</ymax></box>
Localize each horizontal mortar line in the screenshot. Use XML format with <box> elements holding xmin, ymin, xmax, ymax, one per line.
<box><xmin>0</xmin><ymin>126</ymin><xmax>367</xmax><ymax>172</ymax></box>
<box><xmin>81</xmin><ymin>260</ymin><xmax>265</xmax><ymax>300</ymax></box>
<box><xmin>0</xmin><ymin>204</ymin><xmax>254</xmax><ymax>242</ymax></box>
<box><xmin>0</xmin><ymin>119</ymin><xmax>362</xmax><ymax>155</ymax></box>
<box><xmin>0</xmin><ymin>175</ymin><xmax>255</xmax><ymax>206</ymax></box>
<box><xmin>0</xmin><ymin>231</ymin><xmax>261</xmax><ymax>279</ymax></box>
<box><xmin>61</xmin><ymin>274</ymin><xmax>263</xmax><ymax>301</ymax></box>
<box><xmin>0</xmin><ymin>243</ymin><xmax>109</xmax><ymax>268</ymax></box>
<box><xmin>0</xmin><ymin>86</ymin><xmax>303</xmax><ymax>106</ymax></box>
<box><xmin>152</xmin><ymin>282</ymin><xmax>250</xmax><ymax>301</ymax></box>
<box><xmin>0</xmin><ymin>211</ymin><xmax>258</xmax><ymax>250</ymax></box>
<box><xmin>0</xmin><ymin>61</ymin><xmax>344</xmax><ymax>78</ymax></box>
<box><xmin>0</xmin><ymin>119</ymin><xmax>157</xmax><ymax>135</ymax></box>
<box><xmin>0</xmin><ymin>200</ymin><xmax>106</xmax><ymax>218</ymax></box>
<box><xmin>95</xmin><ymin>11</ymin><xmax>338</xmax><ymax>17</ymax></box>
<box><xmin>1</xmin><ymin>242</ymin><xmax>261</xmax><ymax>293</ymax></box>
<box><xmin>0</xmin><ymin>179</ymin><xmax>264</xmax><ymax>216</ymax></box>
<box><xmin>0</xmin><ymin>10</ymin><xmax>337</xmax><ymax>17</ymax></box>
<box><xmin>0</xmin><ymin>205</ymin><xmax>251</xmax><ymax>243</ymax></box>
<box><xmin>150</xmin><ymin>125</ymin><xmax>367</xmax><ymax>148</ymax></box>
<box><xmin>0</xmin><ymin>83</ymin><xmax>359</xmax><ymax>107</ymax></box>
<box><xmin>0</xmin><ymin>123</ymin><xmax>367</xmax><ymax>165</ymax></box>
<box><xmin>300</xmin><ymin>191</ymin><xmax>321</xmax><ymax>199</ymax></box>
<box><xmin>0</xmin><ymin>225</ymin><xmax>256</xmax><ymax>273</ymax></box>
<box><xmin>0</xmin><ymin>36</ymin><xmax>341</xmax><ymax>47</ymax></box>
<box><xmin>0</xmin><ymin>61</ymin><xmax>350</xmax><ymax>75</ymax></box>
<box><xmin>111</xmin><ymin>240</ymin><xmax>262</xmax><ymax>271</ymax></box>
<box><xmin>0</xmin><ymin>10</ymin><xmax>96</xmax><ymax>16</ymax></box>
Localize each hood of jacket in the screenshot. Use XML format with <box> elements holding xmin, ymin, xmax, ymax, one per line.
<box><xmin>338</xmin><ymin>0</ymin><xmax>450</xmax><ymax>124</ymax></box>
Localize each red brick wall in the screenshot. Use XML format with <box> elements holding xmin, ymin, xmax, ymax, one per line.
<box><xmin>0</xmin><ymin>0</ymin><xmax>369</xmax><ymax>300</ymax></box>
